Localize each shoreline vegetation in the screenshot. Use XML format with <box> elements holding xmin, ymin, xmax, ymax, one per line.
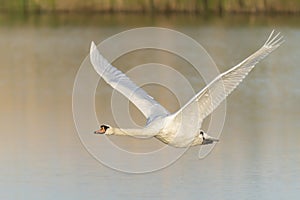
<box><xmin>0</xmin><ymin>0</ymin><xmax>300</xmax><ymax>15</ymax></box>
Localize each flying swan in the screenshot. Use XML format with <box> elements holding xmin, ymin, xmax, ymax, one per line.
<box><xmin>92</xmin><ymin>30</ymin><xmax>284</xmax><ymax>148</ymax></box>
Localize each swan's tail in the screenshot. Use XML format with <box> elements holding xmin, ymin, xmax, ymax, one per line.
<box><xmin>201</xmin><ymin>131</ymin><xmax>219</xmax><ymax>145</ymax></box>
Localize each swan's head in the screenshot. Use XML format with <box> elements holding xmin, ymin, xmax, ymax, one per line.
<box><xmin>94</xmin><ymin>124</ymin><xmax>113</xmax><ymax>135</ymax></box>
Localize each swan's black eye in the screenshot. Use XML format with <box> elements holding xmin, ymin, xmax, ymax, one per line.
<box><xmin>200</xmin><ymin>131</ymin><xmax>204</xmax><ymax>135</ymax></box>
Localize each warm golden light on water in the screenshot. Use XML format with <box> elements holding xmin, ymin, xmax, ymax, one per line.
<box><xmin>0</xmin><ymin>14</ymin><xmax>299</xmax><ymax>199</ymax></box>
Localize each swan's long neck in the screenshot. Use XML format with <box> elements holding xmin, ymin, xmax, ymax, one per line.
<box><xmin>111</xmin><ymin>127</ymin><xmax>128</xmax><ymax>136</ymax></box>
<box><xmin>111</xmin><ymin>127</ymin><xmax>156</xmax><ymax>137</ymax></box>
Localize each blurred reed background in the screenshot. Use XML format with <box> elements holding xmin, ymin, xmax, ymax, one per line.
<box><xmin>0</xmin><ymin>0</ymin><xmax>300</xmax><ymax>14</ymax></box>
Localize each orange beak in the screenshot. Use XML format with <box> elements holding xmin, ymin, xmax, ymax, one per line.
<box><xmin>94</xmin><ymin>127</ymin><xmax>106</xmax><ymax>134</ymax></box>
<box><xmin>99</xmin><ymin>127</ymin><xmax>106</xmax><ymax>133</ymax></box>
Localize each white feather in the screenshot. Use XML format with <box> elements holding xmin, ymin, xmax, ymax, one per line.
<box><xmin>91</xmin><ymin>31</ymin><xmax>284</xmax><ymax>147</ymax></box>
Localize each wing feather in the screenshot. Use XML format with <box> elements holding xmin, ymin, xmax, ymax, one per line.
<box><xmin>172</xmin><ymin>30</ymin><xmax>284</xmax><ymax>124</ymax></box>
<box><xmin>90</xmin><ymin>42</ymin><xmax>169</xmax><ymax>123</ymax></box>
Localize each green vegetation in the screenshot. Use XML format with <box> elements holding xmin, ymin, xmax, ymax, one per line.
<box><xmin>0</xmin><ymin>0</ymin><xmax>299</xmax><ymax>14</ymax></box>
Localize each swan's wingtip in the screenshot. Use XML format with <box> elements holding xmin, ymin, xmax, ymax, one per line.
<box><xmin>90</xmin><ymin>41</ymin><xmax>97</xmax><ymax>53</ymax></box>
<box><xmin>264</xmin><ymin>29</ymin><xmax>285</xmax><ymax>47</ymax></box>
<box><xmin>91</xmin><ymin>41</ymin><xmax>96</xmax><ymax>46</ymax></box>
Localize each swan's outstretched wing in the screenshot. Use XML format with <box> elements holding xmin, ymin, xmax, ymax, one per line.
<box><xmin>172</xmin><ymin>30</ymin><xmax>284</xmax><ymax>125</ymax></box>
<box><xmin>90</xmin><ymin>42</ymin><xmax>169</xmax><ymax>123</ymax></box>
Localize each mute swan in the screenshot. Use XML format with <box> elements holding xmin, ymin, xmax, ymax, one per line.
<box><xmin>92</xmin><ymin>30</ymin><xmax>283</xmax><ymax>148</ymax></box>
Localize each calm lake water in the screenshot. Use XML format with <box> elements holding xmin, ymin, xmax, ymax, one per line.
<box><xmin>0</xmin><ymin>14</ymin><xmax>299</xmax><ymax>199</ymax></box>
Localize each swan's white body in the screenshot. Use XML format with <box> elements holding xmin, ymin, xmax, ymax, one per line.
<box><xmin>91</xmin><ymin>30</ymin><xmax>284</xmax><ymax>147</ymax></box>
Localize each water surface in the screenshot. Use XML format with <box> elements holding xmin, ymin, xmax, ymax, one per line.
<box><xmin>0</xmin><ymin>14</ymin><xmax>299</xmax><ymax>199</ymax></box>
